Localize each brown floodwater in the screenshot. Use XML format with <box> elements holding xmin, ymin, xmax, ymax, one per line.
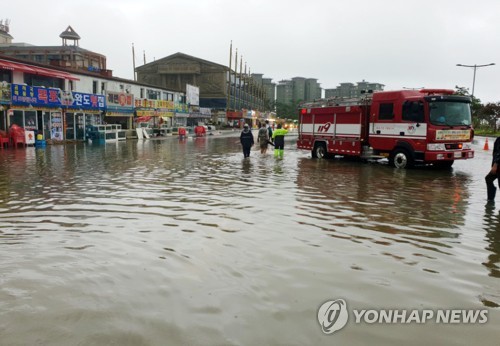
<box><xmin>0</xmin><ymin>132</ymin><xmax>498</xmax><ymax>345</ymax></box>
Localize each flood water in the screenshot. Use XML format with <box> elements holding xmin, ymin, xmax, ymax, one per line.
<box><xmin>0</xmin><ymin>132</ymin><xmax>499</xmax><ymax>345</ymax></box>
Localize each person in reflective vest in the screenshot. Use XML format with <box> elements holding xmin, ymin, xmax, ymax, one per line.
<box><xmin>272</xmin><ymin>124</ymin><xmax>288</xmax><ymax>158</ymax></box>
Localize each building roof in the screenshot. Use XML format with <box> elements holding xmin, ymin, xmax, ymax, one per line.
<box><xmin>0</xmin><ymin>44</ymin><xmax>105</xmax><ymax>59</ymax></box>
<box><xmin>59</xmin><ymin>25</ymin><xmax>81</xmax><ymax>40</ymax></box>
<box><xmin>0</xmin><ymin>53</ymin><xmax>184</xmax><ymax>93</ymax></box>
<box><xmin>0</xmin><ymin>30</ymin><xmax>13</xmax><ymax>39</ymax></box>
<box><xmin>136</xmin><ymin>52</ymin><xmax>228</xmax><ymax>71</ymax></box>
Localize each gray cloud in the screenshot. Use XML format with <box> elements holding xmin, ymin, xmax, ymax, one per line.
<box><xmin>5</xmin><ymin>0</ymin><xmax>499</xmax><ymax>102</ymax></box>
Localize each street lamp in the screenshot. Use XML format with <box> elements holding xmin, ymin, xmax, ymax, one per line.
<box><xmin>456</xmin><ymin>63</ymin><xmax>495</xmax><ymax>98</ymax></box>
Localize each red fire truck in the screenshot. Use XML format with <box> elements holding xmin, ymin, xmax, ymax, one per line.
<box><xmin>297</xmin><ymin>89</ymin><xmax>474</xmax><ymax>168</ymax></box>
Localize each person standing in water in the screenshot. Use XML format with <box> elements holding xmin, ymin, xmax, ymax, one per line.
<box><xmin>485</xmin><ymin>137</ymin><xmax>500</xmax><ymax>201</ymax></box>
<box><xmin>265</xmin><ymin>120</ymin><xmax>273</xmax><ymax>143</ymax></box>
<box><xmin>257</xmin><ymin>122</ymin><xmax>270</xmax><ymax>154</ymax></box>
<box><xmin>240</xmin><ymin>123</ymin><xmax>254</xmax><ymax>158</ymax></box>
<box><xmin>272</xmin><ymin>123</ymin><xmax>288</xmax><ymax>158</ymax></box>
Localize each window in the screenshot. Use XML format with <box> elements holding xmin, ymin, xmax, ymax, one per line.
<box><xmin>92</xmin><ymin>81</ymin><xmax>98</xmax><ymax>94</ymax></box>
<box><xmin>147</xmin><ymin>89</ymin><xmax>160</xmax><ymax>100</ymax></box>
<box><xmin>161</xmin><ymin>92</ymin><xmax>174</xmax><ymax>101</ymax></box>
<box><xmin>101</xmin><ymin>82</ymin><xmax>106</xmax><ymax>94</ymax></box>
<box><xmin>69</xmin><ymin>80</ymin><xmax>74</xmax><ymax>91</ymax></box>
<box><xmin>402</xmin><ymin>101</ymin><xmax>424</xmax><ymax>122</ymax></box>
<box><xmin>429</xmin><ymin>101</ymin><xmax>471</xmax><ymax>126</ymax></box>
<box><xmin>379</xmin><ymin>103</ymin><xmax>394</xmax><ymax>120</ymax></box>
<box><xmin>11</xmin><ymin>110</ymin><xmax>24</xmax><ymax>127</ymax></box>
<box><xmin>140</xmin><ymin>88</ymin><xmax>144</xmax><ymax>98</ymax></box>
<box><xmin>0</xmin><ymin>70</ymin><xmax>12</xmax><ymax>83</ymax></box>
<box><xmin>120</xmin><ymin>84</ymin><xmax>124</xmax><ymax>91</ymax></box>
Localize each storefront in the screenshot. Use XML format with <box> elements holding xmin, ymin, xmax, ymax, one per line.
<box><xmin>64</xmin><ymin>91</ymin><xmax>106</xmax><ymax>141</ymax></box>
<box><xmin>134</xmin><ymin>99</ymin><xmax>176</xmax><ymax>129</ymax></box>
<box><xmin>226</xmin><ymin>110</ymin><xmax>244</xmax><ymax>127</ymax></box>
<box><xmin>8</xmin><ymin>84</ymin><xmax>106</xmax><ymax>141</ymax></box>
<box><xmin>65</xmin><ymin>110</ymin><xmax>103</xmax><ymax>140</ymax></box>
<box><xmin>0</xmin><ymin>82</ymin><xmax>11</xmax><ymax>132</ymax></box>
<box><xmin>10</xmin><ymin>84</ymin><xmax>65</xmax><ymax>141</ymax></box>
<box><xmin>215</xmin><ymin>110</ymin><xmax>227</xmax><ymax>125</ymax></box>
<box><xmin>161</xmin><ymin>112</ymin><xmax>175</xmax><ymax>128</ymax></box>
<box><xmin>105</xmin><ymin>91</ymin><xmax>134</xmax><ymax>129</ymax></box>
<box><xmin>187</xmin><ymin>106</ymin><xmax>212</xmax><ymax>127</ymax></box>
<box><xmin>174</xmin><ymin>113</ymin><xmax>188</xmax><ymax>127</ymax></box>
<box><xmin>173</xmin><ymin>102</ymin><xmax>189</xmax><ymax>127</ymax></box>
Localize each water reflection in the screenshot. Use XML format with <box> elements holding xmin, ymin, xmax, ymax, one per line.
<box><xmin>241</xmin><ymin>158</ymin><xmax>252</xmax><ymax>177</ymax></box>
<box><xmin>482</xmin><ymin>203</ymin><xmax>500</xmax><ymax>279</ymax></box>
<box><xmin>295</xmin><ymin>158</ymin><xmax>470</xmax><ymax>246</ymax></box>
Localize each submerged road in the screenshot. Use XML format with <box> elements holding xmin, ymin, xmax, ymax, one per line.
<box><xmin>0</xmin><ymin>133</ymin><xmax>498</xmax><ymax>345</ymax></box>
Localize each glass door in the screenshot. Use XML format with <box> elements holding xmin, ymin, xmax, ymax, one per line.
<box><xmin>0</xmin><ymin>108</ymin><xmax>6</xmax><ymax>132</ymax></box>
<box><xmin>65</xmin><ymin>112</ymin><xmax>75</xmax><ymax>140</ymax></box>
<box><xmin>76</xmin><ymin>113</ymin><xmax>85</xmax><ymax>140</ymax></box>
<box><xmin>49</xmin><ymin>111</ymin><xmax>63</xmax><ymax>141</ymax></box>
<box><xmin>42</xmin><ymin>111</ymin><xmax>50</xmax><ymax>140</ymax></box>
<box><xmin>24</xmin><ymin>110</ymin><xmax>37</xmax><ymax>131</ymax></box>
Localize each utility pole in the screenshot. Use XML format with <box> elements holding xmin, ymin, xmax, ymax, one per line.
<box><xmin>456</xmin><ymin>63</ymin><xmax>495</xmax><ymax>98</ymax></box>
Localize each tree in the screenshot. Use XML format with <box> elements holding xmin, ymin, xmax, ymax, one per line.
<box><xmin>478</xmin><ymin>102</ymin><xmax>500</xmax><ymax>132</ymax></box>
<box><xmin>455</xmin><ymin>85</ymin><xmax>484</xmax><ymax>128</ymax></box>
<box><xmin>276</xmin><ymin>100</ymin><xmax>301</xmax><ymax>121</ymax></box>
<box><xmin>454</xmin><ymin>86</ymin><xmax>482</xmax><ymax>112</ymax></box>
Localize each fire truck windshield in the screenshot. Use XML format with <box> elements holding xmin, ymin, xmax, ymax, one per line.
<box><xmin>429</xmin><ymin>101</ymin><xmax>472</xmax><ymax>126</ymax></box>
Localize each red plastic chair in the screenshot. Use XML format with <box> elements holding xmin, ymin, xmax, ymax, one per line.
<box><xmin>178</xmin><ymin>127</ymin><xmax>187</xmax><ymax>139</ymax></box>
<box><xmin>9</xmin><ymin>124</ymin><xmax>26</xmax><ymax>148</ymax></box>
<box><xmin>11</xmin><ymin>135</ymin><xmax>26</xmax><ymax>148</ymax></box>
<box><xmin>0</xmin><ymin>136</ymin><xmax>9</xmax><ymax>149</ymax></box>
<box><xmin>194</xmin><ymin>126</ymin><xmax>206</xmax><ymax>137</ymax></box>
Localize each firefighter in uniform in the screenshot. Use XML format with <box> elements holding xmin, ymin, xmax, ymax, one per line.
<box><xmin>272</xmin><ymin>124</ymin><xmax>288</xmax><ymax>159</ymax></box>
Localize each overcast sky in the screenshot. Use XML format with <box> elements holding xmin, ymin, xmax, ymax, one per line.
<box><xmin>4</xmin><ymin>0</ymin><xmax>500</xmax><ymax>102</ymax></box>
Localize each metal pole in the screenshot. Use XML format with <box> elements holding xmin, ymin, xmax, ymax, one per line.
<box><xmin>226</xmin><ymin>41</ymin><xmax>232</xmax><ymax>113</ymax></box>
<box><xmin>456</xmin><ymin>63</ymin><xmax>495</xmax><ymax>99</ymax></box>
<box><xmin>471</xmin><ymin>65</ymin><xmax>477</xmax><ymax>98</ymax></box>
<box><xmin>132</xmin><ymin>43</ymin><xmax>136</xmax><ymax>81</ymax></box>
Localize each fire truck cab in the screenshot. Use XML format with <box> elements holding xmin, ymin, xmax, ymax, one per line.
<box><xmin>297</xmin><ymin>89</ymin><xmax>474</xmax><ymax>168</ymax></box>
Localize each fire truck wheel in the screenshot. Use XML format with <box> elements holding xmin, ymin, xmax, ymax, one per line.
<box><xmin>389</xmin><ymin>149</ymin><xmax>413</xmax><ymax>169</ymax></box>
<box><xmin>312</xmin><ymin>143</ymin><xmax>327</xmax><ymax>159</ymax></box>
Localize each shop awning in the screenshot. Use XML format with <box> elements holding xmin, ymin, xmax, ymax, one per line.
<box><xmin>135</xmin><ymin>116</ymin><xmax>152</xmax><ymax>123</ymax></box>
<box><xmin>34</xmin><ymin>67</ymin><xmax>80</xmax><ymax>81</ymax></box>
<box><xmin>0</xmin><ymin>59</ymin><xmax>79</xmax><ymax>80</ymax></box>
<box><xmin>0</xmin><ymin>59</ymin><xmax>36</xmax><ymax>73</ymax></box>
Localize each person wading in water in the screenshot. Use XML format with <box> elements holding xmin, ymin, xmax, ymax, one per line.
<box><xmin>272</xmin><ymin>124</ymin><xmax>288</xmax><ymax>159</ymax></box>
<box><xmin>240</xmin><ymin>123</ymin><xmax>254</xmax><ymax>158</ymax></box>
<box><xmin>257</xmin><ymin>122</ymin><xmax>270</xmax><ymax>154</ymax></box>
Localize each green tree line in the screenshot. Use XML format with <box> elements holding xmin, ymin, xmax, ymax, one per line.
<box><xmin>454</xmin><ymin>86</ymin><xmax>500</xmax><ymax>134</ymax></box>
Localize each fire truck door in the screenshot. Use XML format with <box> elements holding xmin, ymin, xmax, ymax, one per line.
<box><xmin>370</xmin><ymin>101</ymin><xmax>396</xmax><ymax>150</ymax></box>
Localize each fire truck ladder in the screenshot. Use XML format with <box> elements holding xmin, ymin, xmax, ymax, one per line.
<box><xmin>299</xmin><ymin>94</ymin><xmax>373</xmax><ymax>109</ymax></box>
